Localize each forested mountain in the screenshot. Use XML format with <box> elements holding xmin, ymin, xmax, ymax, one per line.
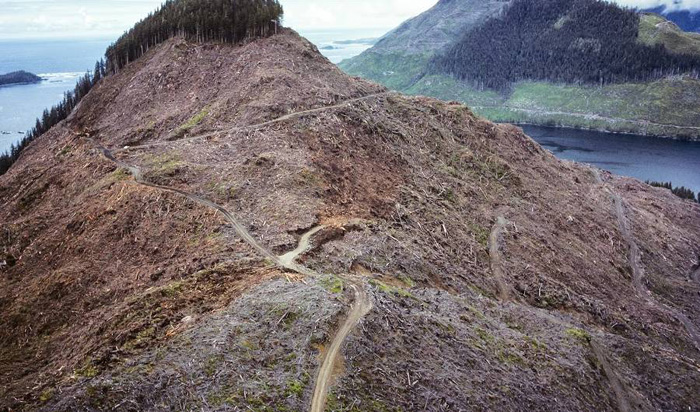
<box><xmin>341</xmin><ymin>0</ymin><xmax>700</xmax><ymax>139</ymax></box>
<box><xmin>106</xmin><ymin>0</ymin><xmax>283</xmax><ymax>72</ymax></box>
<box><xmin>0</xmin><ymin>0</ymin><xmax>283</xmax><ymax>176</ymax></box>
<box><xmin>0</xmin><ymin>71</ymin><xmax>41</xmax><ymax>86</ymax></box>
<box><xmin>339</xmin><ymin>0</ymin><xmax>511</xmax><ymax>90</ymax></box>
<box><xmin>431</xmin><ymin>0</ymin><xmax>700</xmax><ymax>89</ymax></box>
<box><xmin>644</xmin><ymin>6</ymin><xmax>700</xmax><ymax>33</ymax></box>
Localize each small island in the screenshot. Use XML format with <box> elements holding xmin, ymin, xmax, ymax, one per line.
<box><xmin>0</xmin><ymin>71</ymin><xmax>42</xmax><ymax>86</ymax></box>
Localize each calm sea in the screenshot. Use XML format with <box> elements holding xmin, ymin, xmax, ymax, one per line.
<box><xmin>523</xmin><ymin>125</ymin><xmax>700</xmax><ymax>194</ymax></box>
<box><xmin>0</xmin><ymin>38</ymin><xmax>112</xmax><ymax>151</ymax></box>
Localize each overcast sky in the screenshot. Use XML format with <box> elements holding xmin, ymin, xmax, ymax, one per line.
<box><xmin>0</xmin><ymin>0</ymin><xmax>698</xmax><ymax>40</ymax></box>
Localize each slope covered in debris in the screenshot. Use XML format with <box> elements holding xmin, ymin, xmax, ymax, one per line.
<box><xmin>1</xmin><ymin>25</ymin><xmax>699</xmax><ymax>412</ymax></box>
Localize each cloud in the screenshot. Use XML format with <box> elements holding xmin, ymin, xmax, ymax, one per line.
<box><xmin>0</xmin><ymin>0</ymin><xmax>164</xmax><ymax>40</ymax></box>
<box><xmin>0</xmin><ymin>0</ymin><xmax>698</xmax><ymax>40</ymax></box>
<box><xmin>280</xmin><ymin>0</ymin><xmax>438</xmax><ymax>30</ymax></box>
<box><xmin>0</xmin><ymin>0</ymin><xmax>438</xmax><ymax>39</ymax></box>
<box><xmin>613</xmin><ymin>0</ymin><xmax>700</xmax><ymax>10</ymax></box>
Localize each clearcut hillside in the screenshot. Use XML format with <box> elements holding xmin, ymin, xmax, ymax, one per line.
<box><xmin>1</xmin><ymin>14</ymin><xmax>700</xmax><ymax>412</ymax></box>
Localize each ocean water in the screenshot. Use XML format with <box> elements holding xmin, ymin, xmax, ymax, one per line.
<box><xmin>523</xmin><ymin>125</ymin><xmax>700</xmax><ymax>194</ymax></box>
<box><xmin>299</xmin><ymin>28</ymin><xmax>385</xmax><ymax>64</ymax></box>
<box><xmin>0</xmin><ymin>38</ymin><xmax>112</xmax><ymax>152</ymax></box>
<box><xmin>0</xmin><ymin>30</ymin><xmax>380</xmax><ymax>154</ymax></box>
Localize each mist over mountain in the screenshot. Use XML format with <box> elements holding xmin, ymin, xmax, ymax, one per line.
<box><xmin>644</xmin><ymin>5</ymin><xmax>700</xmax><ymax>32</ymax></box>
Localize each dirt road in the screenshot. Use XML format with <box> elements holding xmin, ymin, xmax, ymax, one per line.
<box><xmin>93</xmin><ymin>138</ymin><xmax>373</xmax><ymax>412</ymax></box>
<box><xmin>117</xmin><ymin>92</ymin><xmax>392</xmax><ymax>153</ymax></box>
<box><xmin>310</xmin><ymin>282</ymin><xmax>372</xmax><ymax>412</ymax></box>
<box><xmin>278</xmin><ymin>226</ymin><xmax>325</xmax><ymax>269</ymax></box>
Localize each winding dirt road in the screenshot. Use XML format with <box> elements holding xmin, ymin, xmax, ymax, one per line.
<box><xmin>93</xmin><ymin>140</ymin><xmax>289</xmax><ymax>269</ymax></box>
<box><xmin>310</xmin><ymin>282</ymin><xmax>372</xmax><ymax>412</ymax></box>
<box><xmin>278</xmin><ymin>226</ymin><xmax>325</xmax><ymax>269</ymax></box>
<box><xmin>117</xmin><ymin>92</ymin><xmax>392</xmax><ymax>153</ymax></box>
<box><xmin>275</xmin><ymin>227</ymin><xmax>373</xmax><ymax>412</ymax></box>
<box><xmin>92</xmin><ymin>134</ymin><xmax>373</xmax><ymax>412</ymax></box>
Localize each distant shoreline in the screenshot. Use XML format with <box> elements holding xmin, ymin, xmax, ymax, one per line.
<box><xmin>0</xmin><ymin>70</ymin><xmax>43</xmax><ymax>87</ymax></box>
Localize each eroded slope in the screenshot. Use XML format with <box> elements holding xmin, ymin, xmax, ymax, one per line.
<box><xmin>1</xmin><ymin>30</ymin><xmax>699</xmax><ymax>412</ymax></box>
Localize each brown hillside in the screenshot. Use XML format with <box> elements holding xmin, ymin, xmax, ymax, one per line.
<box><xmin>1</xmin><ymin>30</ymin><xmax>699</xmax><ymax>412</ymax></box>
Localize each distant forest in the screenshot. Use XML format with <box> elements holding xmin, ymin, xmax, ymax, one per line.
<box><xmin>431</xmin><ymin>0</ymin><xmax>700</xmax><ymax>89</ymax></box>
<box><xmin>0</xmin><ymin>0</ymin><xmax>284</xmax><ymax>176</ymax></box>
<box><xmin>647</xmin><ymin>181</ymin><xmax>699</xmax><ymax>203</ymax></box>
<box><xmin>0</xmin><ymin>71</ymin><xmax>41</xmax><ymax>86</ymax></box>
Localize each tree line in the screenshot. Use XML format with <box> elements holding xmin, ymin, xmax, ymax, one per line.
<box><xmin>646</xmin><ymin>181</ymin><xmax>699</xmax><ymax>203</ymax></box>
<box><xmin>0</xmin><ymin>61</ymin><xmax>107</xmax><ymax>175</ymax></box>
<box><xmin>106</xmin><ymin>0</ymin><xmax>283</xmax><ymax>73</ymax></box>
<box><xmin>430</xmin><ymin>0</ymin><xmax>700</xmax><ymax>90</ymax></box>
<box><xmin>0</xmin><ymin>0</ymin><xmax>284</xmax><ymax>176</ymax></box>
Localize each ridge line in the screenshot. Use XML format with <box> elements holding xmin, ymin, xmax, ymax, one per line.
<box><xmin>117</xmin><ymin>92</ymin><xmax>393</xmax><ymax>153</ymax></box>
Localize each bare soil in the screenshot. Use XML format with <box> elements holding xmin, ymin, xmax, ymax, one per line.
<box><xmin>1</xmin><ymin>30</ymin><xmax>699</xmax><ymax>411</ymax></box>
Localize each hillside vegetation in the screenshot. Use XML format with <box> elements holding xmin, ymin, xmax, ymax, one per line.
<box><xmin>106</xmin><ymin>0</ymin><xmax>283</xmax><ymax>72</ymax></box>
<box><xmin>431</xmin><ymin>0</ymin><xmax>700</xmax><ymax>89</ymax></box>
<box><xmin>408</xmin><ymin>75</ymin><xmax>700</xmax><ymax>138</ymax></box>
<box><xmin>638</xmin><ymin>13</ymin><xmax>700</xmax><ymax>55</ymax></box>
<box><xmin>339</xmin><ymin>0</ymin><xmax>511</xmax><ymax>90</ymax></box>
<box><xmin>341</xmin><ymin>0</ymin><xmax>700</xmax><ymax>139</ymax></box>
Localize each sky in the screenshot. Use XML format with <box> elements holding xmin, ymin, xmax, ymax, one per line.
<box><xmin>0</xmin><ymin>0</ymin><xmax>698</xmax><ymax>41</ymax></box>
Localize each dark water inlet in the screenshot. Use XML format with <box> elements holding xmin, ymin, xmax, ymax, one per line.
<box><xmin>522</xmin><ymin>125</ymin><xmax>700</xmax><ymax>194</ymax></box>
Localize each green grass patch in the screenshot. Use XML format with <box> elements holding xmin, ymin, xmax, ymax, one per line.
<box><xmin>284</xmin><ymin>379</ymin><xmax>305</xmax><ymax>398</ymax></box>
<box><xmin>39</xmin><ymin>388</ymin><xmax>53</xmax><ymax>403</ymax></box>
<box><xmin>565</xmin><ymin>328</ymin><xmax>591</xmax><ymax>344</ymax></box>
<box><xmin>369</xmin><ymin>279</ymin><xmax>414</xmax><ymax>299</ymax></box>
<box><xmin>320</xmin><ymin>275</ymin><xmax>344</xmax><ymax>294</ymax></box>
<box><xmin>75</xmin><ymin>359</ymin><xmax>99</xmax><ymax>378</ymax></box>
<box><xmin>178</xmin><ymin>107</ymin><xmax>210</xmax><ymax>133</ymax></box>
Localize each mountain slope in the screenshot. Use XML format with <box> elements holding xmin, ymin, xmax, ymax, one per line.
<box><xmin>639</xmin><ymin>12</ymin><xmax>700</xmax><ymax>55</ymax></box>
<box><xmin>342</xmin><ymin>0</ymin><xmax>700</xmax><ymax>140</ymax></box>
<box><xmin>432</xmin><ymin>0</ymin><xmax>700</xmax><ymax>87</ymax></box>
<box><xmin>339</xmin><ymin>0</ymin><xmax>511</xmax><ymax>90</ymax></box>
<box><xmin>1</xmin><ymin>28</ymin><xmax>700</xmax><ymax>412</ymax></box>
